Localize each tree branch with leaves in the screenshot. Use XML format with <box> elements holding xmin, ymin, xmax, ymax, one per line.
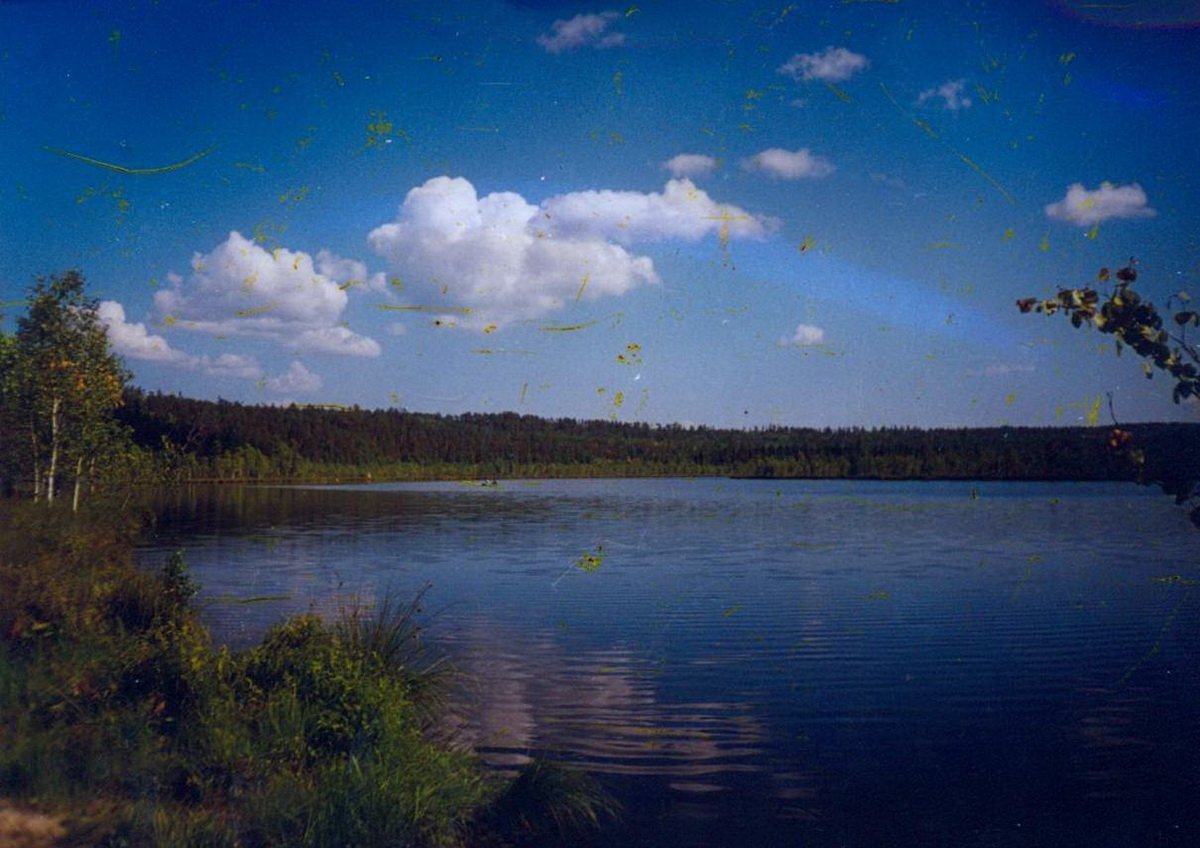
<box><xmin>1018</xmin><ymin>260</ymin><xmax>1200</xmax><ymax>527</ymax></box>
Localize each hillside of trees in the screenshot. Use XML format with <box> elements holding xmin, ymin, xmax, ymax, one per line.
<box><xmin>115</xmin><ymin>388</ymin><xmax>1200</xmax><ymax>484</ymax></box>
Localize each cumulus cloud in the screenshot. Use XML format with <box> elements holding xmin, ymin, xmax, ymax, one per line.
<box><xmin>203</xmin><ymin>353</ymin><xmax>265</xmax><ymax>380</ymax></box>
<box><xmin>537</xmin><ymin>11</ymin><xmax>624</xmax><ymax>53</ymax></box>
<box><xmin>98</xmin><ymin>300</ymin><xmax>267</xmax><ymax>380</ymax></box>
<box><xmin>778</xmin><ymin>46</ymin><xmax>869</xmax><ymax>83</ymax></box>
<box><xmin>315</xmin><ymin>249</ymin><xmax>387</xmax><ymax>292</ymax></box>
<box><xmin>153</xmin><ymin>231</ymin><xmax>381</xmax><ymax>357</ymax></box>
<box><xmin>741</xmin><ymin>148</ymin><xmax>835</xmax><ymax>180</ymax></box>
<box><xmin>98</xmin><ymin>300</ymin><xmax>192</xmax><ymax>365</ymax></box>
<box><xmin>292</xmin><ymin>327</ymin><xmax>381</xmax><ymax>357</ymax></box>
<box><xmin>1044</xmin><ymin>182</ymin><xmax>1156</xmax><ymax>226</ymax></box>
<box><xmin>663</xmin><ymin>153</ymin><xmax>718</xmax><ymax>178</ymax></box>
<box><xmin>99</xmin><ymin>299</ymin><xmax>328</xmax><ymax>395</ymax></box>
<box><xmin>264</xmin><ymin>361</ymin><xmax>322</xmax><ymax>394</ymax></box>
<box><xmin>542</xmin><ymin>178</ymin><xmax>772</xmax><ymax>244</ymax></box>
<box><xmin>917</xmin><ymin>79</ymin><xmax>972</xmax><ymax>110</ymax></box>
<box><xmin>368</xmin><ymin>176</ymin><xmax>772</xmax><ymax>327</ymax></box>
<box><xmin>784</xmin><ymin>324</ymin><xmax>826</xmax><ymax>346</ymax></box>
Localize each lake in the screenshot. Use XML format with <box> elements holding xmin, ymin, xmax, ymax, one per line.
<box><xmin>137</xmin><ymin>479</ymin><xmax>1199</xmax><ymax>847</ymax></box>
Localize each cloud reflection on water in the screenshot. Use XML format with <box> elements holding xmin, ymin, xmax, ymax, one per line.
<box><xmin>439</xmin><ymin>618</ymin><xmax>821</xmax><ymax>818</ymax></box>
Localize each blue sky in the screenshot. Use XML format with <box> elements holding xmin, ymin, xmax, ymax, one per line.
<box><xmin>3</xmin><ymin>0</ymin><xmax>1198</xmax><ymax>428</ymax></box>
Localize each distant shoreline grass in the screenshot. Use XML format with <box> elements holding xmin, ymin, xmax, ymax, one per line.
<box><xmin>0</xmin><ymin>499</ymin><xmax>615</xmax><ymax>847</ymax></box>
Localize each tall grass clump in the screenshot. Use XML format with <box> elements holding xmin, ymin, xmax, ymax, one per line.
<box><xmin>333</xmin><ymin>583</ymin><xmax>454</xmax><ymax>725</ymax></box>
<box><xmin>481</xmin><ymin>758</ymin><xmax>621</xmax><ymax>846</ymax></box>
<box><xmin>1</xmin><ymin>499</ymin><xmax>616</xmax><ymax>846</ymax></box>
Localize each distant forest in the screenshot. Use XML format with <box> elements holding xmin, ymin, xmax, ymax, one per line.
<box><xmin>117</xmin><ymin>390</ymin><xmax>1200</xmax><ymax>484</ymax></box>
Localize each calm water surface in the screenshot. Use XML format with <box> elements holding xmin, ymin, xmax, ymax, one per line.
<box><xmin>138</xmin><ymin>479</ymin><xmax>1199</xmax><ymax>847</ymax></box>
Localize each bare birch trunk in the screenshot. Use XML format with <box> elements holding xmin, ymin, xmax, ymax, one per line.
<box><xmin>47</xmin><ymin>396</ymin><xmax>61</xmax><ymax>503</ymax></box>
<box><xmin>72</xmin><ymin>454</ymin><xmax>84</xmax><ymax>513</ymax></box>
<box><xmin>30</xmin><ymin>426</ymin><xmax>42</xmax><ymax>501</ymax></box>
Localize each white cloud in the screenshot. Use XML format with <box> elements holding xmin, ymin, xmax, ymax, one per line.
<box><xmin>315</xmin><ymin>249</ymin><xmax>388</xmax><ymax>292</ymax></box>
<box><xmin>741</xmin><ymin>148</ymin><xmax>835</xmax><ymax>180</ymax></box>
<box><xmin>778</xmin><ymin>46</ymin><xmax>869</xmax><ymax>83</ymax></box>
<box><xmin>542</xmin><ymin>178</ymin><xmax>773</xmax><ymax>244</ymax></box>
<box><xmin>98</xmin><ymin>300</ymin><xmax>192</xmax><ymax>365</ymax></box>
<box><xmin>203</xmin><ymin>353</ymin><xmax>264</xmax><ymax>380</ymax></box>
<box><xmin>368</xmin><ymin>176</ymin><xmax>772</xmax><ymax>327</ymax></box>
<box><xmin>1044</xmin><ymin>182</ymin><xmax>1156</xmax><ymax>227</ymax></box>
<box><xmin>98</xmin><ymin>300</ymin><xmax>267</xmax><ymax>379</ymax></box>
<box><xmin>537</xmin><ymin>11</ymin><xmax>625</xmax><ymax>53</ymax></box>
<box><xmin>663</xmin><ymin>153</ymin><xmax>718</xmax><ymax>178</ymax></box>
<box><xmin>153</xmin><ymin>231</ymin><xmax>381</xmax><ymax>357</ymax></box>
<box><xmin>917</xmin><ymin>79</ymin><xmax>972</xmax><ymax>110</ymax></box>
<box><xmin>785</xmin><ymin>324</ymin><xmax>826</xmax><ymax>346</ymax></box>
<box><xmin>293</xmin><ymin>326</ymin><xmax>383</xmax><ymax>357</ymax></box>
<box><xmin>264</xmin><ymin>361</ymin><xmax>322</xmax><ymax>394</ymax></box>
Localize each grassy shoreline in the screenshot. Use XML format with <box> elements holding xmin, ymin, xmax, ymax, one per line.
<box><xmin>0</xmin><ymin>500</ymin><xmax>613</xmax><ymax>847</ymax></box>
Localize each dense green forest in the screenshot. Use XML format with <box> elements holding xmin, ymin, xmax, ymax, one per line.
<box><xmin>115</xmin><ymin>388</ymin><xmax>1200</xmax><ymax>484</ymax></box>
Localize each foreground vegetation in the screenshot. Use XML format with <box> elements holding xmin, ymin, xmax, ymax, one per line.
<box><xmin>0</xmin><ymin>501</ymin><xmax>614</xmax><ymax>847</ymax></box>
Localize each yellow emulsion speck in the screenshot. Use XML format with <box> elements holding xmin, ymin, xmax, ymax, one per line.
<box><xmin>576</xmin><ymin>546</ymin><xmax>605</xmax><ymax>572</ymax></box>
<box><xmin>539</xmin><ymin>320</ymin><xmax>598</xmax><ymax>332</ymax></box>
<box><xmin>235</xmin><ymin>304</ymin><xmax>274</xmax><ymax>317</ymax></box>
<box><xmin>825</xmin><ymin>82</ymin><xmax>852</xmax><ymax>103</ymax></box>
<box><xmin>704</xmin><ymin>209</ymin><xmax>749</xmax><ymax>252</ymax></box>
<box><xmin>616</xmin><ymin>343</ymin><xmax>643</xmax><ymax>366</ymax></box>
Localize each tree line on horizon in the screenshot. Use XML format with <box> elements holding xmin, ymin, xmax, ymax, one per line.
<box><xmin>114</xmin><ymin>388</ymin><xmax>1199</xmax><ymax>484</ymax></box>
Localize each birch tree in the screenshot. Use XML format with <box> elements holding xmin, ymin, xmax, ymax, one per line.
<box><xmin>11</xmin><ymin>271</ymin><xmax>130</xmax><ymax>508</ymax></box>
